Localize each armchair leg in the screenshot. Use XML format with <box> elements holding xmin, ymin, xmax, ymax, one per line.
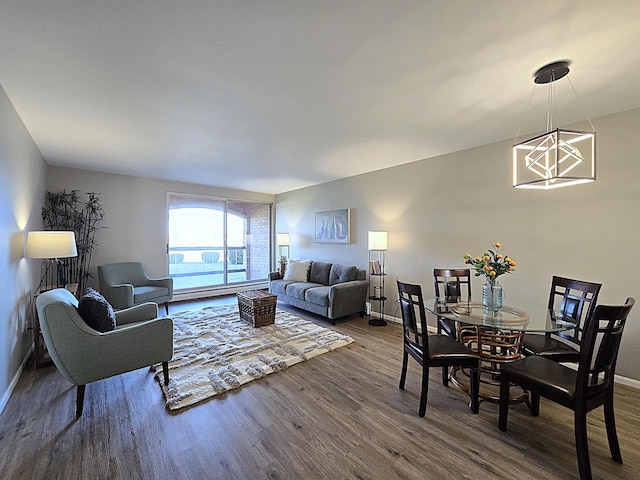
<box><xmin>164</xmin><ymin>302</ymin><xmax>170</xmax><ymax>315</ymax></box>
<box><xmin>162</xmin><ymin>361</ymin><xmax>170</xmax><ymax>386</ymax></box>
<box><xmin>76</xmin><ymin>385</ymin><xmax>86</xmax><ymax>417</ymax></box>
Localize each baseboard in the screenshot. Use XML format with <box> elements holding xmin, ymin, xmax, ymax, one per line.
<box><xmin>378</xmin><ymin>314</ymin><xmax>640</xmax><ymax>390</ymax></box>
<box><xmin>172</xmin><ymin>281</ymin><xmax>269</xmax><ymax>302</ymax></box>
<box><xmin>614</xmin><ymin>374</ymin><xmax>640</xmax><ymax>390</ymax></box>
<box><xmin>0</xmin><ymin>344</ymin><xmax>33</xmax><ymax>415</ymax></box>
<box><xmin>560</xmin><ymin>361</ymin><xmax>640</xmax><ymax>390</ymax></box>
<box><xmin>368</xmin><ymin>311</ymin><xmax>403</xmax><ymax>325</ymax></box>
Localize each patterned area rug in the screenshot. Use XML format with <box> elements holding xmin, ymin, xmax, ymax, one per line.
<box><xmin>153</xmin><ymin>304</ymin><xmax>354</xmax><ymax>410</ymax></box>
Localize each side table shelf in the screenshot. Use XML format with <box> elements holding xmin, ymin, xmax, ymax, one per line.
<box><xmin>368</xmin><ymin>231</ymin><xmax>388</xmax><ymax>327</ymax></box>
<box><xmin>368</xmin><ymin>273</ymin><xmax>387</xmax><ymax>327</ymax></box>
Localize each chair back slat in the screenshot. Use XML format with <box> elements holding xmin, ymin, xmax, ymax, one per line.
<box><xmin>433</xmin><ymin>269</ymin><xmax>472</xmax><ymax>299</ymax></box>
<box><xmin>577</xmin><ymin>298</ymin><xmax>634</xmax><ymax>397</ymax></box>
<box><xmin>397</xmin><ymin>280</ymin><xmax>429</xmax><ymax>355</ymax></box>
<box><xmin>548</xmin><ymin>276</ymin><xmax>601</xmax><ymax>345</ymax></box>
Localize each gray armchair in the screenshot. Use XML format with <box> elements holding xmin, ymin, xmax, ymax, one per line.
<box><xmin>35</xmin><ymin>288</ymin><xmax>173</xmax><ymax>417</ymax></box>
<box><xmin>98</xmin><ymin>262</ymin><xmax>173</xmax><ymax>314</ymax></box>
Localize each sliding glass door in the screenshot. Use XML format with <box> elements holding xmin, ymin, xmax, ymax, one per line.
<box><xmin>167</xmin><ymin>193</ymin><xmax>272</xmax><ymax>291</ymax></box>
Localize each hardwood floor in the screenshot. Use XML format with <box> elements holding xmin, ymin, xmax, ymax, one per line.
<box><xmin>1</xmin><ymin>296</ymin><xmax>640</xmax><ymax>479</ymax></box>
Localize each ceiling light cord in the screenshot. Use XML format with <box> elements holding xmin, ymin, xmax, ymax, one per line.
<box><xmin>513</xmin><ymin>85</ymin><xmax>537</xmax><ymax>146</ymax></box>
<box><xmin>567</xmin><ymin>76</ymin><xmax>596</xmax><ymax>132</ymax></box>
<box><xmin>547</xmin><ymin>71</ymin><xmax>558</xmax><ymax>132</ymax></box>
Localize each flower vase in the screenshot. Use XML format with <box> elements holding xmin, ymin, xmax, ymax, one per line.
<box><xmin>482</xmin><ymin>280</ymin><xmax>503</xmax><ymax>312</ymax></box>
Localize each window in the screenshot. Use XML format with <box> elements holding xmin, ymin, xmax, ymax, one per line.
<box><xmin>167</xmin><ymin>193</ymin><xmax>272</xmax><ymax>292</ymax></box>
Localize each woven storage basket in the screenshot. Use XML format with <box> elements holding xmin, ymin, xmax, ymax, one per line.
<box><xmin>237</xmin><ymin>290</ymin><xmax>277</xmax><ymax>327</ymax></box>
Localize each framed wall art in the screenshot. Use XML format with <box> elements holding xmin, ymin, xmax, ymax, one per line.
<box><xmin>315</xmin><ymin>209</ymin><xmax>350</xmax><ymax>244</ymax></box>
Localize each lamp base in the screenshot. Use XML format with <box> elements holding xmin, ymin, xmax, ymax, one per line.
<box><xmin>279</xmin><ymin>259</ymin><xmax>287</xmax><ymax>277</ymax></box>
<box><xmin>368</xmin><ymin>317</ymin><xmax>387</xmax><ymax>327</ymax></box>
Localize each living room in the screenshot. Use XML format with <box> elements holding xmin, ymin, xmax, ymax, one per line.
<box><xmin>2</xmin><ymin>2</ymin><xmax>640</xmax><ymax>479</ymax></box>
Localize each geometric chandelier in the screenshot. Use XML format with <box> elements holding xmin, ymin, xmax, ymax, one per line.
<box><xmin>513</xmin><ymin>61</ymin><xmax>596</xmax><ymax>189</ymax></box>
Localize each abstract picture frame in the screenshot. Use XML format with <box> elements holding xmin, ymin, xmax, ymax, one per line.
<box><xmin>315</xmin><ymin>209</ymin><xmax>350</xmax><ymax>244</ymax></box>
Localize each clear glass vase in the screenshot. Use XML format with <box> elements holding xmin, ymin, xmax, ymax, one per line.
<box><xmin>482</xmin><ymin>279</ymin><xmax>503</xmax><ymax>311</ymax></box>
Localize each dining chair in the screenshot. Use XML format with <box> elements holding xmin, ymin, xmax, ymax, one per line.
<box><xmin>522</xmin><ymin>276</ymin><xmax>601</xmax><ymax>362</ymax></box>
<box><xmin>397</xmin><ymin>280</ymin><xmax>480</xmax><ymax>417</ymax></box>
<box><xmin>499</xmin><ymin>297</ymin><xmax>634</xmax><ymax>480</ymax></box>
<box><xmin>433</xmin><ymin>268</ymin><xmax>472</xmax><ymax>339</ymax></box>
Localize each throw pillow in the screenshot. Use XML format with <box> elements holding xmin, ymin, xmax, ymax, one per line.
<box><xmin>283</xmin><ymin>259</ymin><xmax>311</xmax><ymax>282</ymax></box>
<box><xmin>77</xmin><ymin>287</ymin><xmax>117</xmax><ymax>332</ymax></box>
<box><xmin>309</xmin><ymin>261</ymin><xmax>332</xmax><ymax>285</ymax></box>
<box><xmin>329</xmin><ymin>264</ymin><xmax>357</xmax><ymax>285</ymax></box>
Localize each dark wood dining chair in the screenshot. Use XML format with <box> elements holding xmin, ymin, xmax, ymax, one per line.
<box><xmin>522</xmin><ymin>276</ymin><xmax>601</xmax><ymax>362</ymax></box>
<box><xmin>433</xmin><ymin>268</ymin><xmax>472</xmax><ymax>339</ymax></box>
<box><xmin>397</xmin><ymin>280</ymin><xmax>480</xmax><ymax>417</ymax></box>
<box><xmin>499</xmin><ymin>297</ymin><xmax>635</xmax><ymax>480</ymax></box>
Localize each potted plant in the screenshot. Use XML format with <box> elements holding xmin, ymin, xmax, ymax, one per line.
<box><xmin>42</xmin><ymin>190</ymin><xmax>105</xmax><ymax>296</ymax></box>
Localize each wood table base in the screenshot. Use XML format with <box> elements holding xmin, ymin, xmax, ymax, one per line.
<box><xmin>450</xmin><ymin>324</ymin><xmax>530</xmax><ymax>406</ymax></box>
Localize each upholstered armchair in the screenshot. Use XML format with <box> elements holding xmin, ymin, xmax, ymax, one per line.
<box><xmin>98</xmin><ymin>262</ymin><xmax>173</xmax><ymax>314</ymax></box>
<box><xmin>35</xmin><ymin>288</ymin><xmax>173</xmax><ymax>417</ymax></box>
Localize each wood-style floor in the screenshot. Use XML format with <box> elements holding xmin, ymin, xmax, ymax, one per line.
<box><xmin>1</xmin><ymin>296</ymin><xmax>639</xmax><ymax>479</ymax></box>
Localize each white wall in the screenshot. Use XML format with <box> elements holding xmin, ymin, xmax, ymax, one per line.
<box><xmin>275</xmin><ymin>107</ymin><xmax>640</xmax><ymax>381</ymax></box>
<box><xmin>46</xmin><ymin>166</ymin><xmax>274</xmax><ymax>286</ymax></box>
<box><xmin>0</xmin><ymin>85</ymin><xmax>47</xmax><ymax>412</ymax></box>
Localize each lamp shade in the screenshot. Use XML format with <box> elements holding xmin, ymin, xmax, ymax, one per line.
<box><xmin>277</xmin><ymin>233</ymin><xmax>290</xmax><ymax>246</ymax></box>
<box><xmin>26</xmin><ymin>231</ymin><xmax>78</xmax><ymax>259</ymax></box>
<box><xmin>368</xmin><ymin>231</ymin><xmax>387</xmax><ymax>251</ymax></box>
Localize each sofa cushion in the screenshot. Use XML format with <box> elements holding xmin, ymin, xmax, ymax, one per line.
<box><xmin>134</xmin><ymin>285</ymin><xmax>169</xmax><ymax>303</ymax></box>
<box><xmin>309</xmin><ymin>261</ymin><xmax>332</xmax><ymax>285</ymax></box>
<box><xmin>283</xmin><ymin>259</ymin><xmax>311</xmax><ymax>282</ymax></box>
<box><xmin>304</xmin><ymin>286</ymin><xmax>331</xmax><ymax>307</ymax></box>
<box><xmin>329</xmin><ymin>264</ymin><xmax>357</xmax><ymax>286</ymax></box>
<box><xmin>286</xmin><ymin>282</ymin><xmax>323</xmax><ymax>300</ymax></box>
<box><xmin>270</xmin><ymin>279</ymin><xmax>297</xmax><ymax>295</ymax></box>
<box><xmin>77</xmin><ymin>287</ymin><xmax>117</xmax><ymax>332</ymax></box>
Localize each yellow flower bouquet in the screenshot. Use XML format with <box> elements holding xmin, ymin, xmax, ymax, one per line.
<box><xmin>463</xmin><ymin>242</ymin><xmax>516</xmax><ymax>285</ymax></box>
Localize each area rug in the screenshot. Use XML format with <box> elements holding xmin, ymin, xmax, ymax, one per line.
<box><xmin>153</xmin><ymin>304</ymin><xmax>354</xmax><ymax>410</ymax></box>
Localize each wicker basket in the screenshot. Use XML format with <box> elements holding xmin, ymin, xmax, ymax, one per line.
<box><xmin>237</xmin><ymin>290</ymin><xmax>277</xmax><ymax>327</ymax></box>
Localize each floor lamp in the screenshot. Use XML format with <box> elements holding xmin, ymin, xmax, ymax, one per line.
<box><xmin>277</xmin><ymin>233</ymin><xmax>290</xmax><ymax>277</ymax></box>
<box><xmin>26</xmin><ymin>231</ymin><xmax>78</xmax><ymax>293</ymax></box>
<box><xmin>368</xmin><ymin>231</ymin><xmax>387</xmax><ymax>326</ymax></box>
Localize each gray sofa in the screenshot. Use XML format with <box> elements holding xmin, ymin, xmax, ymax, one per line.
<box><xmin>269</xmin><ymin>261</ymin><xmax>368</xmax><ymax>324</ymax></box>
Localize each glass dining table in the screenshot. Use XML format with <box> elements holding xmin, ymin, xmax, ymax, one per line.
<box><xmin>424</xmin><ymin>296</ymin><xmax>575</xmax><ymax>405</ymax></box>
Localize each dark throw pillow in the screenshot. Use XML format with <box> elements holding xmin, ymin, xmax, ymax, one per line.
<box><xmin>77</xmin><ymin>287</ymin><xmax>116</xmax><ymax>332</ymax></box>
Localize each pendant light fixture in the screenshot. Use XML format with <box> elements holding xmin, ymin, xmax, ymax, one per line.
<box><xmin>513</xmin><ymin>61</ymin><xmax>596</xmax><ymax>189</ymax></box>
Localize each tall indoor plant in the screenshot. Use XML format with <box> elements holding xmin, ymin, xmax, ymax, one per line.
<box><xmin>42</xmin><ymin>190</ymin><xmax>105</xmax><ymax>296</ymax></box>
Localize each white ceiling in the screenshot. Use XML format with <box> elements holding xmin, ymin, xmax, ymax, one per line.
<box><xmin>2</xmin><ymin>1</ymin><xmax>640</xmax><ymax>194</ymax></box>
